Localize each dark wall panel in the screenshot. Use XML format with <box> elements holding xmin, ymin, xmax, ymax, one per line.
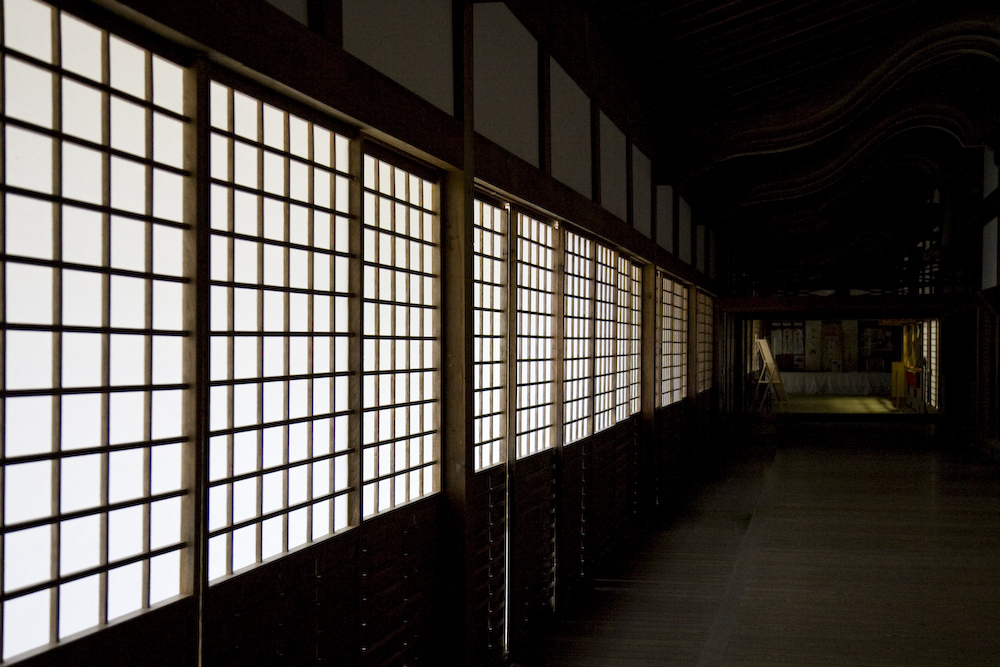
<box><xmin>201</xmin><ymin>498</ymin><xmax>447</xmax><ymax>667</ymax></box>
<box><xmin>654</xmin><ymin>401</ymin><xmax>690</xmax><ymax>513</ymax></box>
<box><xmin>558</xmin><ymin>442</ymin><xmax>586</xmax><ymax>602</ymax></box>
<box><xmin>204</xmin><ymin>531</ymin><xmax>360</xmax><ymax>666</ymax></box>
<box><xmin>508</xmin><ymin>450</ymin><xmax>556</xmax><ymax>649</ymax></box>
<box><xmin>558</xmin><ymin>419</ymin><xmax>639</xmax><ymax>606</ymax></box>
<box><xmin>468</xmin><ymin>467</ymin><xmax>508</xmax><ymax>666</ymax></box>
<box><xmin>17</xmin><ymin>598</ymin><xmax>196</xmax><ymax>667</ymax></box>
<box><xmin>970</xmin><ymin>300</ymin><xmax>999</xmax><ymax>455</ymax></box>
<box><xmin>584</xmin><ymin>421</ymin><xmax>637</xmax><ymax>577</ymax></box>
<box><xmin>358</xmin><ymin>498</ymin><xmax>446</xmax><ymax>667</ymax></box>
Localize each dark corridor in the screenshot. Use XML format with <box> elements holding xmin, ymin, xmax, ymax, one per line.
<box><xmin>516</xmin><ymin>424</ymin><xmax>1000</xmax><ymax>666</ymax></box>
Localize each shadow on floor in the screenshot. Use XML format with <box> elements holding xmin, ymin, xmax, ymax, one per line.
<box><xmin>511</xmin><ymin>425</ymin><xmax>1000</xmax><ymax>666</ymax></box>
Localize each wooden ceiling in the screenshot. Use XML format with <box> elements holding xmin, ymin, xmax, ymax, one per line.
<box><xmin>582</xmin><ymin>0</ymin><xmax>1000</xmax><ymax>295</ymax></box>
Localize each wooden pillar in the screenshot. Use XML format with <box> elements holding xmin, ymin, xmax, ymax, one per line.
<box><xmin>190</xmin><ymin>56</ymin><xmax>211</xmax><ymax>667</ymax></box>
<box><xmin>688</xmin><ymin>287</ymin><xmax>699</xmax><ymax>404</ymax></box>
<box><xmin>441</xmin><ymin>0</ymin><xmax>476</xmax><ymax>663</ymax></box>
<box><xmin>639</xmin><ymin>261</ymin><xmax>657</xmax><ymax>514</ymax></box>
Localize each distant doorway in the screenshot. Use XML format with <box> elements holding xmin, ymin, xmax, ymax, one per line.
<box><xmin>745</xmin><ymin>318</ymin><xmax>940</xmax><ymax>415</ymax></box>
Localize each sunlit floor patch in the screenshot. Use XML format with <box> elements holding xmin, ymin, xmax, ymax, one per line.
<box><xmin>787</xmin><ymin>395</ymin><xmax>905</xmax><ymax>414</ymax></box>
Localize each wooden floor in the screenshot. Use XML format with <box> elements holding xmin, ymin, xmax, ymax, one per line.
<box><xmin>516</xmin><ymin>428</ymin><xmax>1000</xmax><ymax>666</ymax></box>
<box><xmin>787</xmin><ymin>395</ymin><xmax>899</xmax><ymax>414</ymax></box>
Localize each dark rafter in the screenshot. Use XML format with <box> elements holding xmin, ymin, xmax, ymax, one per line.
<box><xmin>584</xmin><ymin>0</ymin><xmax>1000</xmax><ymax>293</ymax></box>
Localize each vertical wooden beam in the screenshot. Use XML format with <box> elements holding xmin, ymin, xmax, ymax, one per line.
<box><xmin>732</xmin><ymin>316</ymin><xmax>747</xmax><ymax>414</ymax></box>
<box><xmin>552</xmin><ymin>226</ymin><xmax>566</xmax><ymax>452</ymax></box>
<box><xmin>441</xmin><ymin>167</ymin><xmax>475</xmax><ymax>664</ymax></box>
<box><xmin>347</xmin><ymin>108</ymin><xmax>363</xmax><ymax>532</ymax></box>
<box><xmin>688</xmin><ymin>287</ymin><xmax>699</xmax><ymax>403</ymax></box>
<box><xmin>717</xmin><ymin>307</ymin><xmax>729</xmax><ymax>414</ymax></box>
<box><xmin>441</xmin><ymin>0</ymin><xmax>476</xmax><ymax>663</ymax></box>
<box><xmin>639</xmin><ymin>261</ymin><xmax>657</xmax><ymax>514</ymax></box>
<box><xmin>504</xmin><ymin>203</ymin><xmax>518</xmax><ymax>655</ymax></box>
<box><xmin>190</xmin><ymin>56</ymin><xmax>211</xmax><ymax>667</ymax></box>
<box><xmin>452</xmin><ymin>0</ymin><xmax>467</xmax><ymax>122</ymax></box>
<box><xmin>550</xmin><ymin>221</ymin><xmax>566</xmax><ymax>612</ymax></box>
<box><xmin>587</xmin><ymin>251</ymin><xmax>598</xmax><ymax>442</ymax></box>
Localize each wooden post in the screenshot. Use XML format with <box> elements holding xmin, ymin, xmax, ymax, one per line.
<box><xmin>441</xmin><ymin>0</ymin><xmax>476</xmax><ymax>663</ymax></box>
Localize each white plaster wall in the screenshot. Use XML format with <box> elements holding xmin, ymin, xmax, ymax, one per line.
<box><xmin>550</xmin><ymin>58</ymin><xmax>590</xmax><ymax>198</ymax></box>
<box><xmin>343</xmin><ymin>0</ymin><xmax>454</xmax><ymax>114</ymax></box>
<box><xmin>600</xmin><ymin>111</ymin><xmax>627</xmax><ymax>221</ymax></box>
<box><xmin>632</xmin><ymin>146</ymin><xmax>651</xmax><ymax>238</ymax></box>
<box><xmin>678</xmin><ymin>197</ymin><xmax>692</xmax><ymax>264</ymax></box>
<box><xmin>696</xmin><ymin>225</ymin><xmax>706</xmax><ymax>272</ymax></box>
<box><xmin>656</xmin><ymin>184</ymin><xmax>673</xmax><ymax>253</ymax></box>
<box><xmin>474</xmin><ymin>3</ymin><xmax>538</xmax><ymax>167</ymax></box>
<box><xmin>984</xmin><ymin>218</ymin><xmax>998</xmax><ymax>290</ymax></box>
<box><xmin>986</xmin><ymin>148</ymin><xmax>998</xmax><ymax>197</ymax></box>
<box><xmin>709</xmin><ymin>229</ymin><xmax>716</xmax><ymax>279</ymax></box>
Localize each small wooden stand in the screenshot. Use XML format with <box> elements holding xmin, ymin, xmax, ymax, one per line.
<box><xmin>753</xmin><ymin>338</ymin><xmax>791</xmax><ymax>413</ymax></box>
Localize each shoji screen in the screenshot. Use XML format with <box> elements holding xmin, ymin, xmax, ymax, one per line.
<box><xmin>207</xmin><ymin>82</ymin><xmax>353</xmax><ymax>580</ymax></box>
<box><xmin>696</xmin><ymin>292</ymin><xmax>714</xmax><ymax>393</ymax></box>
<box><xmin>593</xmin><ymin>245</ymin><xmax>617</xmax><ymax>432</ymax></box>
<box><xmin>563</xmin><ymin>232</ymin><xmax>593</xmax><ymax>445</ymax></box>
<box><xmin>658</xmin><ymin>275</ymin><xmax>687</xmax><ymax>407</ymax></box>
<box><xmin>1</xmin><ymin>0</ymin><xmax>191</xmax><ymax>658</ymax></box>
<box><xmin>473</xmin><ymin>199</ymin><xmax>507</xmax><ymax>471</ymax></box>
<box><xmin>924</xmin><ymin>319</ymin><xmax>939</xmax><ymax>409</ymax></box>
<box><xmin>592</xmin><ymin>245</ymin><xmax>643</xmax><ymax>429</ymax></box>
<box><xmin>514</xmin><ymin>213</ymin><xmax>555</xmax><ymax>458</ymax></box>
<box><xmin>617</xmin><ymin>257</ymin><xmax>641</xmax><ymax>418</ymax></box>
<box><xmin>360</xmin><ymin>153</ymin><xmax>440</xmax><ymax>516</ymax></box>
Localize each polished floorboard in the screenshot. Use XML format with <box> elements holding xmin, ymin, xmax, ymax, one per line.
<box><xmin>516</xmin><ymin>430</ymin><xmax>1000</xmax><ymax>666</ymax></box>
<box><xmin>787</xmin><ymin>395</ymin><xmax>899</xmax><ymax>414</ymax></box>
